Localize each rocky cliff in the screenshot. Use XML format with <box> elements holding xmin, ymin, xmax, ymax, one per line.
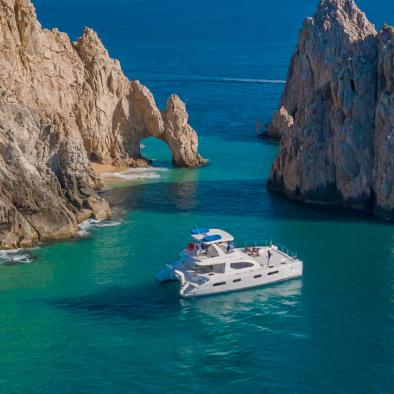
<box><xmin>0</xmin><ymin>0</ymin><xmax>204</xmax><ymax>248</ymax></box>
<box><xmin>268</xmin><ymin>0</ymin><xmax>394</xmax><ymax>217</ymax></box>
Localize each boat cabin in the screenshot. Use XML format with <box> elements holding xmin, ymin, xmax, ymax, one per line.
<box><xmin>184</xmin><ymin>228</ymin><xmax>260</xmax><ymax>275</ymax></box>
<box><xmin>187</xmin><ymin>228</ymin><xmax>235</xmax><ymax>258</ymax></box>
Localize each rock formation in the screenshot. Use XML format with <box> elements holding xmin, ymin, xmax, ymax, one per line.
<box><xmin>0</xmin><ymin>0</ymin><xmax>204</xmax><ymax>248</ymax></box>
<box><xmin>268</xmin><ymin>0</ymin><xmax>394</xmax><ymax>217</ymax></box>
<box><xmin>72</xmin><ymin>28</ymin><xmax>205</xmax><ymax>167</ymax></box>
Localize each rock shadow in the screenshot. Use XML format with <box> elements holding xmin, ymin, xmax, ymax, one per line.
<box><xmin>103</xmin><ymin>179</ymin><xmax>391</xmax><ymax>225</ymax></box>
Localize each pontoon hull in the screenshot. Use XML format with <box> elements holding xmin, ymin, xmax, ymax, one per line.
<box><xmin>179</xmin><ymin>260</ymin><xmax>303</xmax><ymax>297</ymax></box>
<box><xmin>156</xmin><ymin>265</ymin><xmax>177</xmax><ymax>283</ymax></box>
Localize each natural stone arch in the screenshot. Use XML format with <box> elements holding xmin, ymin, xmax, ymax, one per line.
<box><xmin>73</xmin><ymin>29</ymin><xmax>206</xmax><ymax>168</ymax></box>
<box><xmin>127</xmin><ymin>92</ymin><xmax>206</xmax><ymax>168</ymax></box>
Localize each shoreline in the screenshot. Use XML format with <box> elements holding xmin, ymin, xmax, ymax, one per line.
<box><xmin>91</xmin><ymin>162</ymin><xmax>168</xmax><ymax>188</ymax></box>
<box><xmin>91</xmin><ymin>163</ymin><xmax>128</xmax><ymax>176</ymax></box>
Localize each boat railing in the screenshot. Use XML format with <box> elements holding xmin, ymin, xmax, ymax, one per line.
<box><xmin>235</xmin><ymin>240</ymin><xmax>298</xmax><ymax>259</ymax></box>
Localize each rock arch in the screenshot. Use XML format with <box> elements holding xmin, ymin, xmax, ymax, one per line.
<box><xmin>0</xmin><ymin>0</ymin><xmax>205</xmax><ymax>248</ymax></box>
<box><xmin>74</xmin><ymin>29</ymin><xmax>206</xmax><ymax>168</ymax></box>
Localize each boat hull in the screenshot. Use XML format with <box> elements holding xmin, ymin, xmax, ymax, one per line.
<box><xmin>179</xmin><ymin>260</ymin><xmax>303</xmax><ymax>297</ymax></box>
<box><xmin>156</xmin><ymin>265</ymin><xmax>177</xmax><ymax>283</ymax></box>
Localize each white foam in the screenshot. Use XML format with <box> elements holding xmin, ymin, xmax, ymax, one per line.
<box><xmin>218</xmin><ymin>77</ymin><xmax>286</xmax><ymax>84</ymax></box>
<box><xmin>101</xmin><ymin>167</ymin><xmax>167</xmax><ymax>182</ymax></box>
<box><xmin>134</xmin><ymin>70</ymin><xmax>286</xmax><ymax>85</ymax></box>
<box><xmin>78</xmin><ymin>219</ymin><xmax>121</xmax><ymax>237</ymax></box>
<box><xmin>96</xmin><ymin>221</ymin><xmax>122</xmax><ymax>228</ymax></box>
<box><xmin>0</xmin><ymin>249</ymin><xmax>34</xmax><ymax>265</ymax></box>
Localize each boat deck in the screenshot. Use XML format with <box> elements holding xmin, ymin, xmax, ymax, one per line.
<box><xmin>241</xmin><ymin>246</ymin><xmax>297</xmax><ymax>268</ymax></box>
<box><xmin>181</xmin><ymin>246</ymin><xmax>298</xmax><ymax>284</ymax></box>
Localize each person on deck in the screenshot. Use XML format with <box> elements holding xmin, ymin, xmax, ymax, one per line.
<box><xmin>267</xmin><ymin>250</ymin><xmax>272</xmax><ymax>266</ymax></box>
<box><xmin>188</xmin><ymin>243</ymin><xmax>195</xmax><ymax>255</ymax></box>
<box><xmin>196</xmin><ymin>243</ymin><xmax>202</xmax><ymax>256</ymax></box>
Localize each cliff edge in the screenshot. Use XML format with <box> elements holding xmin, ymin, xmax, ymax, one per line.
<box><xmin>268</xmin><ymin>0</ymin><xmax>394</xmax><ymax>217</ymax></box>
<box><xmin>0</xmin><ymin>0</ymin><xmax>204</xmax><ymax>248</ymax></box>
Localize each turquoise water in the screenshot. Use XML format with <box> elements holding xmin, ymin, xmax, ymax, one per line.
<box><xmin>2</xmin><ymin>0</ymin><xmax>394</xmax><ymax>392</ymax></box>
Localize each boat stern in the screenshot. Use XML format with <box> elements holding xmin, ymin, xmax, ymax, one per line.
<box><xmin>156</xmin><ymin>264</ymin><xmax>177</xmax><ymax>283</ymax></box>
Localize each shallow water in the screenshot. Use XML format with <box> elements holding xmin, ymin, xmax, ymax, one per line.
<box><xmin>1</xmin><ymin>0</ymin><xmax>394</xmax><ymax>393</ymax></box>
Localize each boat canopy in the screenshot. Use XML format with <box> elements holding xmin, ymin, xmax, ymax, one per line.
<box><xmin>202</xmin><ymin>234</ymin><xmax>221</xmax><ymax>243</ymax></box>
<box><xmin>190</xmin><ymin>227</ymin><xmax>210</xmax><ymax>235</ymax></box>
<box><xmin>191</xmin><ymin>228</ymin><xmax>234</xmax><ymax>244</ymax></box>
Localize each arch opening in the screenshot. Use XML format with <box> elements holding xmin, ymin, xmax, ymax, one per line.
<box><xmin>139</xmin><ymin>136</ymin><xmax>174</xmax><ymax>168</ymax></box>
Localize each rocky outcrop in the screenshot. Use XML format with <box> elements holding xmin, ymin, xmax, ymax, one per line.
<box><xmin>0</xmin><ymin>0</ymin><xmax>204</xmax><ymax>248</ymax></box>
<box><xmin>268</xmin><ymin>0</ymin><xmax>394</xmax><ymax>216</ymax></box>
<box><xmin>0</xmin><ymin>89</ymin><xmax>110</xmax><ymax>249</ymax></box>
<box><xmin>374</xmin><ymin>25</ymin><xmax>394</xmax><ymax>215</ymax></box>
<box><xmin>73</xmin><ymin>28</ymin><xmax>205</xmax><ymax>167</ymax></box>
<box><xmin>266</xmin><ymin>106</ymin><xmax>294</xmax><ymax>139</ymax></box>
<box><xmin>161</xmin><ymin>94</ymin><xmax>205</xmax><ymax>167</ymax></box>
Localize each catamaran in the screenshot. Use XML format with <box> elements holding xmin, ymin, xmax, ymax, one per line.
<box><xmin>156</xmin><ymin>228</ymin><xmax>303</xmax><ymax>297</ymax></box>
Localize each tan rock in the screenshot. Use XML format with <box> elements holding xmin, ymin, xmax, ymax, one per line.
<box><xmin>73</xmin><ymin>27</ymin><xmax>204</xmax><ymax>167</ymax></box>
<box><xmin>0</xmin><ymin>90</ymin><xmax>110</xmax><ymax>248</ymax></box>
<box><xmin>0</xmin><ymin>0</ymin><xmax>204</xmax><ymax>248</ymax></box>
<box><xmin>268</xmin><ymin>0</ymin><xmax>394</xmax><ymax>216</ymax></box>
<box><xmin>373</xmin><ymin>25</ymin><xmax>394</xmax><ymax>216</ymax></box>
<box><xmin>266</xmin><ymin>106</ymin><xmax>294</xmax><ymax>139</ymax></box>
<box><xmin>161</xmin><ymin>95</ymin><xmax>207</xmax><ymax>167</ymax></box>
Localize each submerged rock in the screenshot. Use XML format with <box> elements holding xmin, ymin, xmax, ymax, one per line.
<box><xmin>268</xmin><ymin>0</ymin><xmax>394</xmax><ymax>216</ymax></box>
<box><xmin>0</xmin><ymin>0</ymin><xmax>204</xmax><ymax>248</ymax></box>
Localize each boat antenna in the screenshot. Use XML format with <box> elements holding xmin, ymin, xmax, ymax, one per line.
<box><xmin>192</xmin><ymin>216</ymin><xmax>207</xmax><ymax>235</ymax></box>
<box><xmin>192</xmin><ymin>217</ymin><xmax>201</xmax><ymax>234</ymax></box>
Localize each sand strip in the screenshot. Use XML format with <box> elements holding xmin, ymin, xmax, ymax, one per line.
<box><xmin>91</xmin><ymin>163</ymin><xmax>127</xmax><ymax>176</ymax></box>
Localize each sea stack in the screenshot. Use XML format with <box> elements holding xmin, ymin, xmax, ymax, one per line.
<box><xmin>268</xmin><ymin>0</ymin><xmax>394</xmax><ymax>217</ymax></box>
<box><xmin>0</xmin><ymin>0</ymin><xmax>204</xmax><ymax>248</ymax></box>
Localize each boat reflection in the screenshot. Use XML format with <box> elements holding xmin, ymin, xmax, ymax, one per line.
<box><xmin>180</xmin><ymin>278</ymin><xmax>303</xmax><ymax>321</ymax></box>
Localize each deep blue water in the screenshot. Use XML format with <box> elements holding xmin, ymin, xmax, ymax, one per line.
<box><xmin>1</xmin><ymin>0</ymin><xmax>394</xmax><ymax>393</ymax></box>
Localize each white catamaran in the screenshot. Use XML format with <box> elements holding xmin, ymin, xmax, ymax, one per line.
<box><xmin>156</xmin><ymin>228</ymin><xmax>303</xmax><ymax>297</ymax></box>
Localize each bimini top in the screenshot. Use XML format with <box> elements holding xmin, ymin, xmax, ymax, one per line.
<box><xmin>190</xmin><ymin>228</ymin><xmax>234</xmax><ymax>244</ymax></box>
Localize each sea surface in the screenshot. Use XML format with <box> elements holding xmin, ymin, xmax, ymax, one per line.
<box><xmin>1</xmin><ymin>0</ymin><xmax>394</xmax><ymax>393</ymax></box>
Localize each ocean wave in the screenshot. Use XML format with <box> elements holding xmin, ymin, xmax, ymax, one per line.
<box><xmin>0</xmin><ymin>249</ymin><xmax>34</xmax><ymax>265</ymax></box>
<box><xmin>78</xmin><ymin>219</ymin><xmax>121</xmax><ymax>237</ymax></box>
<box><xmin>129</xmin><ymin>70</ymin><xmax>286</xmax><ymax>85</ymax></box>
<box><xmin>158</xmin><ymin>76</ymin><xmax>286</xmax><ymax>85</ymax></box>
<box><xmin>101</xmin><ymin>167</ymin><xmax>167</xmax><ymax>182</ymax></box>
<box><xmin>217</xmin><ymin>77</ymin><xmax>286</xmax><ymax>84</ymax></box>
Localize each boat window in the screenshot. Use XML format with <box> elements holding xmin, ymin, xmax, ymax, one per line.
<box><xmin>197</xmin><ymin>264</ymin><xmax>225</xmax><ymax>274</ymax></box>
<box><xmin>213</xmin><ymin>281</ymin><xmax>226</xmax><ymax>286</ymax></box>
<box><xmin>233</xmin><ymin>278</ymin><xmax>241</xmax><ymax>283</ymax></box>
<box><xmin>254</xmin><ymin>274</ymin><xmax>262</xmax><ymax>279</ymax></box>
<box><xmin>197</xmin><ymin>266</ymin><xmax>213</xmax><ymax>274</ymax></box>
<box><xmin>230</xmin><ymin>262</ymin><xmax>254</xmax><ymax>270</ymax></box>
<box><xmin>268</xmin><ymin>270</ymin><xmax>279</xmax><ymax>276</ymax></box>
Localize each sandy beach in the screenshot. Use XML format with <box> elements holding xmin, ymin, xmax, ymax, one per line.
<box><xmin>90</xmin><ymin>163</ymin><xmax>127</xmax><ymax>176</ymax></box>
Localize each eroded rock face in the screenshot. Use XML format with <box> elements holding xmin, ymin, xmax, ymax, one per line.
<box><xmin>268</xmin><ymin>0</ymin><xmax>394</xmax><ymax>216</ymax></box>
<box><xmin>374</xmin><ymin>25</ymin><xmax>394</xmax><ymax>216</ymax></box>
<box><xmin>161</xmin><ymin>95</ymin><xmax>206</xmax><ymax>167</ymax></box>
<box><xmin>74</xmin><ymin>27</ymin><xmax>204</xmax><ymax>167</ymax></box>
<box><xmin>0</xmin><ymin>0</ymin><xmax>203</xmax><ymax>248</ymax></box>
<box><xmin>0</xmin><ymin>90</ymin><xmax>110</xmax><ymax>249</ymax></box>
